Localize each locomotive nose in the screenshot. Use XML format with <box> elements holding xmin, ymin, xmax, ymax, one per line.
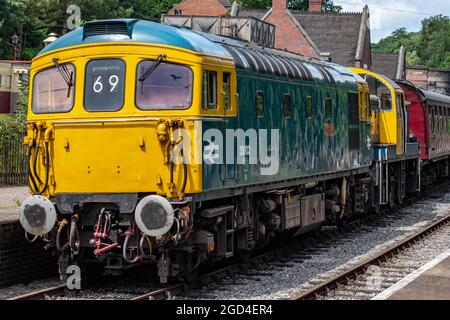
<box><xmin>19</xmin><ymin>196</ymin><xmax>57</xmax><ymax>236</ymax></box>
<box><xmin>134</xmin><ymin>195</ymin><xmax>174</xmax><ymax>237</ymax></box>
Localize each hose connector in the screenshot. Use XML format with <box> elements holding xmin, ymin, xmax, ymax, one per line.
<box><xmin>44</xmin><ymin>125</ymin><xmax>54</xmax><ymax>142</ymax></box>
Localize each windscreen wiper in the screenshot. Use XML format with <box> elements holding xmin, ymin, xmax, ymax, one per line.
<box><xmin>53</xmin><ymin>58</ymin><xmax>74</xmax><ymax>98</ymax></box>
<box><xmin>139</xmin><ymin>54</ymin><xmax>166</xmax><ymax>82</ymax></box>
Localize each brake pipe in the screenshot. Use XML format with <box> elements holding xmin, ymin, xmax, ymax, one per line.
<box><xmin>29</xmin><ymin>125</ymin><xmax>53</xmax><ymax>195</ymax></box>
<box><xmin>56</xmin><ymin>219</ymin><xmax>69</xmax><ymax>252</ymax></box>
<box><xmin>94</xmin><ymin>243</ymin><xmax>119</xmax><ymax>256</ymax></box>
<box><xmin>122</xmin><ymin>226</ymin><xmax>143</xmax><ymax>264</ymax></box>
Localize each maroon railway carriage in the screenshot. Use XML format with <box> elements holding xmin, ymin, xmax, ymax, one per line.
<box><xmin>397</xmin><ymin>81</ymin><xmax>450</xmax><ymax>184</ymax></box>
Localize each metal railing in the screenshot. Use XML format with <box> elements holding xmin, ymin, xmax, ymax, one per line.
<box><xmin>0</xmin><ymin>135</ymin><xmax>27</xmax><ymax>186</ymax></box>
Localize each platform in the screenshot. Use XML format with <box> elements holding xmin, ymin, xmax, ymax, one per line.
<box><xmin>373</xmin><ymin>250</ymin><xmax>450</xmax><ymax>300</ymax></box>
<box><xmin>0</xmin><ymin>186</ymin><xmax>28</xmax><ymax>223</ymax></box>
<box><xmin>0</xmin><ymin>207</ymin><xmax>19</xmax><ymax>223</ymax></box>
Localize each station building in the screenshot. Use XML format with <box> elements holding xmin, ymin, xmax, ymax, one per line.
<box><xmin>0</xmin><ymin>60</ymin><xmax>30</xmax><ymax>114</ymax></box>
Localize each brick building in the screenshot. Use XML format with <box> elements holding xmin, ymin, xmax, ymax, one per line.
<box><xmin>166</xmin><ymin>0</ymin><xmax>372</xmax><ymax>69</ymax></box>
<box><xmin>167</xmin><ymin>0</ymin><xmax>231</xmax><ymax>16</ymax></box>
<box><xmin>0</xmin><ymin>60</ymin><xmax>30</xmax><ymax>114</ymax></box>
<box><xmin>371</xmin><ymin>46</ymin><xmax>406</xmax><ymax>80</ymax></box>
<box><xmin>406</xmin><ymin>65</ymin><xmax>450</xmax><ymax>96</ymax></box>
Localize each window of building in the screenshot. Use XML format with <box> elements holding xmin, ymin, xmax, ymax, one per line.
<box><xmin>283</xmin><ymin>93</ymin><xmax>291</xmax><ymax>118</ymax></box>
<box><xmin>306</xmin><ymin>96</ymin><xmax>313</xmax><ymax>119</ymax></box>
<box><xmin>6</xmin><ymin>75</ymin><xmax>11</xmax><ymax>89</ymax></box>
<box><xmin>256</xmin><ymin>91</ymin><xmax>264</xmax><ymax>117</ymax></box>
<box><xmin>202</xmin><ymin>70</ymin><xmax>217</xmax><ymax>110</ymax></box>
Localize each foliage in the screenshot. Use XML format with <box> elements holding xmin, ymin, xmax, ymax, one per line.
<box><xmin>0</xmin><ymin>114</ymin><xmax>25</xmax><ymax>143</ymax></box>
<box><xmin>373</xmin><ymin>15</ymin><xmax>450</xmax><ymax>69</ymax></box>
<box><xmin>0</xmin><ymin>79</ymin><xmax>28</xmax><ymax>142</ymax></box>
<box><xmin>0</xmin><ymin>0</ymin><xmax>182</xmax><ymax>60</ymax></box>
<box><xmin>15</xmin><ymin>78</ymin><xmax>29</xmax><ymax>124</ymax></box>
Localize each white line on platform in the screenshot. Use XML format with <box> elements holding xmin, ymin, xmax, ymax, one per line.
<box><xmin>372</xmin><ymin>249</ymin><xmax>450</xmax><ymax>300</ymax></box>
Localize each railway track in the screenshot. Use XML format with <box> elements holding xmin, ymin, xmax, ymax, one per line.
<box><xmin>7</xmin><ymin>284</ymin><xmax>67</xmax><ymax>300</ymax></box>
<box><xmin>292</xmin><ymin>213</ymin><xmax>450</xmax><ymax>300</ymax></box>
<box><xmin>6</xmin><ymin>182</ymin><xmax>450</xmax><ymax>301</ymax></box>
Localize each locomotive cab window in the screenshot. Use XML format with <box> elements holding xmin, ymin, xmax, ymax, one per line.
<box><xmin>85</xmin><ymin>59</ymin><xmax>125</xmax><ymax>112</ymax></box>
<box><xmin>325</xmin><ymin>98</ymin><xmax>333</xmax><ymax>119</ymax></box>
<box><xmin>365</xmin><ymin>75</ymin><xmax>392</xmax><ymax>111</ymax></box>
<box><xmin>137</xmin><ymin>60</ymin><xmax>193</xmax><ymax>110</ymax></box>
<box><xmin>283</xmin><ymin>93</ymin><xmax>291</xmax><ymax>118</ymax></box>
<box><xmin>203</xmin><ymin>70</ymin><xmax>217</xmax><ymax>110</ymax></box>
<box><xmin>32</xmin><ymin>63</ymin><xmax>75</xmax><ymax>114</ymax></box>
<box><xmin>256</xmin><ymin>91</ymin><xmax>264</xmax><ymax>117</ymax></box>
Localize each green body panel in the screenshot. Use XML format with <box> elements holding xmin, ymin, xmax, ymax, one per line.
<box><xmin>202</xmin><ymin>69</ymin><xmax>372</xmax><ymax>192</ymax></box>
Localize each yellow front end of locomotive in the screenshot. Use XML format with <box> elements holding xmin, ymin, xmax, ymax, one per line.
<box><xmin>25</xmin><ymin>43</ymin><xmax>236</xmax><ymax>199</ymax></box>
<box><xmin>349</xmin><ymin>68</ymin><xmax>406</xmax><ymax>156</ymax></box>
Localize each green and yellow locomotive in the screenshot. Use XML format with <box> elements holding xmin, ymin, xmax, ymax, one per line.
<box><xmin>19</xmin><ymin>19</ymin><xmax>417</xmax><ymax>283</ymax></box>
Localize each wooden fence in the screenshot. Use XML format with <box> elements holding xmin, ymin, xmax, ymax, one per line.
<box><xmin>0</xmin><ymin>135</ymin><xmax>27</xmax><ymax>186</ymax></box>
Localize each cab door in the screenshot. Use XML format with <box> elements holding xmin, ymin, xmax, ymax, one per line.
<box><xmin>221</xmin><ymin>70</ymin><xmax>238</xmax><ymax>183</ymax></box>
<box><xmin>396</xmin><ymin>93</ymin><xmax>406</xmax><ymax>155</ymax></box>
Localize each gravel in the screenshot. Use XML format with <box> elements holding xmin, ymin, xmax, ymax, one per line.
<box><xmin>324</xmin><ymin>225</ymin><xmax>450</xmax><ymax>300</ymax></box>
<box><xmin>181</xmin><ymin>186</ymin><xmax>450</xmax><ymax>300</ymax></box>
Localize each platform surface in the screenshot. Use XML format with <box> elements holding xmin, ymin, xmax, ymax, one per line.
<box><xmin>0</xmin><ymin>187</ymin><xmax>28</xmax><ymax>223</ymax></box>
<box><xmin>373</xmin><ymin>250</ymin><xmax>450</xmax><ymax>300</ymax></box>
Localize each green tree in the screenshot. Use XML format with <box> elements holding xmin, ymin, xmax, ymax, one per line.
<box><xmin>418</xmin><ymin>15</ymin><xmax>450</xmax><ymax>68</ymax></box>
<box><xmin>373</xmin><ymin>15</ymin><xmax>450</xmax><ymax>69</ymax></box>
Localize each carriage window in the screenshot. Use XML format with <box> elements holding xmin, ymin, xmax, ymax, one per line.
<box><xmin>223</xmin><ymin>72</ymin><xmax>231</xmax><ymax>111</ymax></box>
<box><xmin>348</xmin><ymin>92</ymin><xmax>359</xmax><ymax>125</ymax></box>
<box><xmin>85</xmin><ymin>59</ymin><xmax>125</xmax><ymax>112</ymax></box>
<box><xmin>436</xmin><ymin>106</ymin><xmax>440</xmax><ymax>133</ymax></box>
<box><xmin>32</xmin><ymin>64</ymin><xmax>75</xmax><ymax>114</ymax></box>
<box><xmin>434</xmin><ymin>106</ymin><xmax>438</xmax><ymax>133</ymax></box>
<box><xmin>256</xmin><ymin>91</ymin><xmax>264</xmax><ymax>117</ymax></box>
<box><xmin>283</xmin><ymin>94</ymin><xmax>291</xmax><ymax>118</ymax></box>
<box><xmin>325</xmin><ymin>98</ymin><xmax>333</xmax><ymax>119</ymax></box>
<box><xmin>430</xmin><ymin>107</ymin><xmax>435</xmax><ymax>133</ymax></box>
<box><xmin>203</xmin><ymin>70</ymin><xmax>217</xmax><ymax>110</ymax></box>
<box><xmin>445</xmin><ymin>107</ymin><xmax>448</xmax><ymax>133</ymax></box>
<box><xmin>136</xmin><ymin>60</ymin><xmax>193</xmax><ymax>110</ymax></box>
<box><xmin>306</xmin><ymin>96</ymin><xmax>313</xmax><ymax>119</ymax></box>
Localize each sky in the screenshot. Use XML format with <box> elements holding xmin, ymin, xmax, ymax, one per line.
<box><xmin>333</xmin><ymin>0</ymin><xmax>450</xmax><ymax>42</ymax></box>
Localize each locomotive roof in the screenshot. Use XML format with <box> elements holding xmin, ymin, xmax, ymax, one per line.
<box><xmin>38</xmin><ymin>19</ymin><xmax>231</xmax><ymax>58</ymax></box>
<box><xmin>38</xmin><ymin>19</ymin><xmax>360</xmax><ymax>84</ymax></box>
<box><xmin>397</xmin><ymin>80</ymin><xmax>450</xmax><ymax>105</ymax></box>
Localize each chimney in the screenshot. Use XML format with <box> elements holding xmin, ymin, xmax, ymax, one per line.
<box><xmin>272</xmin><ymin>0</ymin><xmax>288</xmax><ymax>12</ymax></box>
<box><xmin>309</xmin><ymin>0</ymin><xmax>322</xmax><ymax>12</ymax></box>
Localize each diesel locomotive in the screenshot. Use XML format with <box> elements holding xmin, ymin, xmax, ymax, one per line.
<box><xmin>19</xmin><ymin>19</ymin><xmax>447</xmax><ymax>283</ymax></box>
